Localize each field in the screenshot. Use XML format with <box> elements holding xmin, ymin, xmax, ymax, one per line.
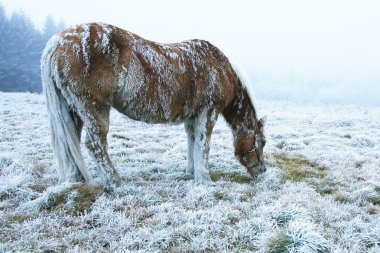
<box><xmin>1</xmin><ymin>92</ymin><xmax>380</xmax><ymax>252</ymax></box>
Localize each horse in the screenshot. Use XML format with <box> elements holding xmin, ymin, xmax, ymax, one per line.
<box><xmin>41</xmin><ymin>23</ymin><xmax>266</xmax><ymax>187</ymax></box>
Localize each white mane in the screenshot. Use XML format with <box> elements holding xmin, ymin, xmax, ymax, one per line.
<box><xmin>230</xmin><ymin>61</ymin><xmax>260</xmax><ymax>119</ymax></box>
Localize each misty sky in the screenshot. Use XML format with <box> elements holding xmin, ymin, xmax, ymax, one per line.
<box><xmin>1</xmin><ymin>0</ymin><xmax>379</xmax><ymax>104</ymax></box>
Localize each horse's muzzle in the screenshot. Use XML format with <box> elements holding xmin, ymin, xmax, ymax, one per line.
<box><xmin>247</xmin><ymin>162</ymin><xmax>267</xmax><ymax>178</ymax></box>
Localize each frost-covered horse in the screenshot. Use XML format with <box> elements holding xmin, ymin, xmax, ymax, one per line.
<box><xmin>41</xmin><ymin>23</ymin><xmax>266</xmax><ymax>187</ymax></box>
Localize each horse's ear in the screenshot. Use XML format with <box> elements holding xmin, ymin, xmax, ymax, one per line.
<box><xmin>258</xmin><ymin>116</ymin><xmax>267</xmax><ymax>128</ymax></box>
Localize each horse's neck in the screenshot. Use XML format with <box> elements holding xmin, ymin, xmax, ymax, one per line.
<box><xmin>223</xmin><ymin>87</ymin><xmax>257</xmax><ymax>141</ymax></box>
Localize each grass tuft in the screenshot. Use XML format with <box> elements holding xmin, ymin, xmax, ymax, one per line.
<box><xmin>271</xmin><ymin>210</ymin><xmax>301</xmax><ymax>226</ymax></box>
<box><xmin>7</xmin><ymin>214</ymin><xmax>31</xmax><ymax>223</ymax></box>
<box><xmin>213</xmin><ymin>191</ymin><xmax>228</xmax><ymax>200</ymax></box>
<box><xmin>367</xmin><ymin>195</ymin><xmax>380</xmax><ymax>206</ymax></box>
<box><xmin>367</xmin><ymin>207</ymin><xmax>378</xmax><ymax>215</ymax></box>
<box><xmin>111</xmin><ymin>134</ymin><xmax>130</xmax><ymax>141</ymax></box>
<box><xmin>29</xmin><ymin>184</ymin><xmax>50</xmax><ymax>193</ymax></box>
<box><xmin>274</xmin><ymin>153</ymin><xmax>327</xmax><ymax>182</ymax></box>
<box><xmin>210</xmin><ymin>171</ymin><xmax>252</xmax><ymax>184</ymax></box>
<box><xmin>334</xmin><ymin>194</ymin><xmax>348</xmax><ymax>203</ymax></box>
<box><xmin>268</xmin><ymin>230</ymin><xmax>292</xmax><ymax>253</ymax></box>
<box><xmin>310</xmin><ymin>179</ymin><xmax>340</xmax><ymax>196</ymax></box>
<box><xmin>354</xmin><ymin>160</ymin><xmax>367</xmax><ymax>168</ymax></box>
<box><xmin>0</xmin><ymin>157</ymin><xmax>13</xmax><ymax>167</ymax></box>
<box><xmin>276</xmin><ymin>140</ymin><xmax>286</xmax><ymax>150</ymax></box>
<box><xmin>343</xmin><ymin>134</ymin><xmax>352</xmax><ymax>139</ymax></box>
<box><xmin>42</xmin><ymin>184</ymin><xmax>103</xmax><ymax>215</ymax></box>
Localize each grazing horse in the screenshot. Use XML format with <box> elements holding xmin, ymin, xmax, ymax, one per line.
<box><xmin>41</xmin><ymin>23</ymin><xmax>266</xmax><ymax>187</ymax></box>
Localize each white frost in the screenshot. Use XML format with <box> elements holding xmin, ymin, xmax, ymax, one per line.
<box><xmin>1</xmin><ymin>91</ymin><xmax>380</xmax><ymax>251</ymax></box>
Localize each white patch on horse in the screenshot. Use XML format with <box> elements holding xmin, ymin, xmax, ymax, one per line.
<box><xmin>80</xmin><ymin>24</ymin><xmax>91</xmax><ymax>75</ymax></box>
<box><xmin>192</xmin><ymin>109</ymin><xmax>218</xmax><ymax>182</ymax></box>
<box><xmin>178</xmin><ymin>41</ymin><xmax>205</xmax><ymax>72</ymax></box>
<box><xmin>230</xmin><ymin>62</ymin><xmax>261</xmax><ymax>119</ymax></box>
<box><xmin>98</xmin><ymin>22</ymin><xmax>112</xmax><ymax>54</ymax></box>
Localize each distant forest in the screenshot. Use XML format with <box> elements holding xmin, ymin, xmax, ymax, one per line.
<box><xmin>0</xmin><ymin>4</ymin><xmax>65</xmax><ymax>93</ymax></box>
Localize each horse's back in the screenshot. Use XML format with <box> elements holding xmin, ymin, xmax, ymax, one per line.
<box><xmin>112</xmin><ymin>37</ymin><xmax>239</xmax><ymax>123</ymax></box>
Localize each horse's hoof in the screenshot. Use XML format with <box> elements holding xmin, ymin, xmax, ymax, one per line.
<box><xmin>186</xmin><ymin>167</ymin><xmax>195</xmax><ymax>175</ymax></box>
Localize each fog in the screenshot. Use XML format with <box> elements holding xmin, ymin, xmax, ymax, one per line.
<box><xmin>1</xmin><ymin>0</ymin><xmax>379</xmax><ymax>105</ymax></box>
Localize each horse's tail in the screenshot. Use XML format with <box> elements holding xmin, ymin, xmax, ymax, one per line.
<box><xmin>41</xmin><ymin>35</ymin><xmax>92</xmax><ymax>183</ymax></box>
<box><xmin>229</xmin><ymin>61</ymin><xmax>260</xmax><ymax>119</ymax></box>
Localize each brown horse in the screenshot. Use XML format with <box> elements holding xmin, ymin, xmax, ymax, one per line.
<box><xmin>41</xmin><ymin>23</ymin><xmax>266</xmax><ymax>187</ymax></box>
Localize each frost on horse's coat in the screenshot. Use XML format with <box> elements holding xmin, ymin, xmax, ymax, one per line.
<box><xmin>41</xmin><ymin>23</ymin><xmax>266</xmax><ymax>187</ymax></box>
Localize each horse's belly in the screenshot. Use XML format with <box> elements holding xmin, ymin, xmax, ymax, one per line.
<box><xmin>113</xmin><ymin>87</ymin><xmax>194</xmax><ymax>124</ymax></box>
<box><xmin>119</xmin><ymin>100</ymin><xmax>191</xmax><ymax>124</ymax></box>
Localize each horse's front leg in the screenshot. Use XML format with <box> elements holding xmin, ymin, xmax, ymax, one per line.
<box><xmin>184</xmin><ymin>121</ymin><xmax>195</xmax><ymax>174</ymax></box>
<box><xmin>193</xmin><ymin>108</ymin><xmax>218</xmax><ymax>182</ymax></box>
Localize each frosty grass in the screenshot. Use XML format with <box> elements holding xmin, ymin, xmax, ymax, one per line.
<box><xmin>1</xmin><ymin>92</ymin><xmax>380</xmax><ymax>252</ymax></box>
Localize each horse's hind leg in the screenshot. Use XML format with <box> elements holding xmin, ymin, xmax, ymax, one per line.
<box><xmin>184</xmin><ymin>121</ymin><xmax>195</xmax><ymax>174</ymax></box>
<box><xmin>83</xmin><ymin>104</ymin><xmax>121</xmax><ymax>187</ymax></box>
<box><xmin>67</xmin><ymin>110</ymin><xmax>87</xmax><ymax>182</ymax></box>
<box><xmin>193</xmin><ymin>108</ymin><xmax>218</xmax><ymax>182</ymax></box>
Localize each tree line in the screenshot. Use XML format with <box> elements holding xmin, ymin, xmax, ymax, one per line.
<box><xmin>0</xmin><ymin>4</ymin><xmax>65</xmax><ymax>93</ymax></box>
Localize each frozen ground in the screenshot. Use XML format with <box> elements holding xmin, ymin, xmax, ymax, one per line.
<box><xmin>1</xmin><ymin>92</ymin><xmax>380</xmax><ymax>252</ymax></box>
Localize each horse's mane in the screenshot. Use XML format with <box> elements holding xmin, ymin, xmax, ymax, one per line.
<box><xmin>230</xmin><ymin>61</ymin><xmax>260</xmax><ymax>119</ymax></box>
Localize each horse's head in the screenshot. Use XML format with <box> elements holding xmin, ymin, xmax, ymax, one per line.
<box><xmin>236</xmin><ymin>117</ymin><xmax>267</xmax><ymax>178</ymax></box>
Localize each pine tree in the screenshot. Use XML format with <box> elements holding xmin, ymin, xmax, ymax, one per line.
<box><xmin>42</xmin><ymin>15</ymin><xmax>59</xmax><ymax>41</ymax></box>
<box><xmin>56</xmin><ymin>19</ymin><xmax>66</xmax><ymax>33</ymax></box>
<box><xmin>0</xmin><ymin>7</ymin><xmax>65</xmax><ymax>93</ymax></box>
<box><xmin>42</xmin><ymin>16</ymin><xmax>67</xmax><ymax>41</ymax></box>
<box><xmin>0</xmin><ymin>3</ymin><xmax>12</xmax><ymax>91</ymax></box>
<box><xmin>6</xmin><ymin>11</ymin><xmax>38</xmax><ymax>91</ymax></box>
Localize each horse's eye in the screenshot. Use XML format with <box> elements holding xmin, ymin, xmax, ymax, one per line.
<box><xmin>262</xmin><ymin>139</ymin><xmax>266</xmax><ymax>146</ymax></box>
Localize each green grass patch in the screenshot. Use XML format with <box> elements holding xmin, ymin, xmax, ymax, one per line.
<box><xmin>43</xmin><ymin>184</ymin><xmax>103</xmax><ymax>215</ymax></box>
<box><xmin>7</xmin><ymin>214</ymin><xmax>31</xmax><ymax>223</ymax></box>
<box><xmin>354</xmin><ymin>160</ymin><xmax>367</xmax><ymax>168</ymax></box>
<box><xmin>367</xmin><ymin>207</ymin><xmax>378</xmax><ymax>215</ymax></box>
<box><xmin>239</xmin><ymin>189</ymin><xmax>256</xmax><ymax>202</ymax></box>
<box><xmin>276</xmin><ymin>140</ymin><xmax>286</xmax><ymax>150</ymax></box>
<box><xmin>138</xmin><ymin>171</ymin><xmax>157</xmax><ymax>181</ymax></box>
<box><xmin>367</xmin><ymin>195</ymin><xmax>380</xmax><ymax>206</ymax></box>
<box><xmin>343</xmin><ymin>134</ymin><xmax>352</xmax><ymax>139</ymax></box>
<box><xmin>268</xmin><ymin>230</ymin><xmax>292</xmax><ymax>253</ymax></box>
<box><xmin>309</xmin><ymin>179</ymin><xmax>340</xmax><ymax>196</ymax></box>
<box><xmin>315</xmin><ymin>187</ymin><xmax>335</xmax><ymax>196</ymax></box>
<box><xmin>273</xmin><ymin>153</ymin><xmax>327</xmax><ymax>182</ymax></box>
<box><xmin>272</xmin><ymin>153</ymin><xmax>343</xmax><ymax>197</ymax></box>
<box><xmin>334</xmin><ymin>194</ymin><xmax>348</xmax><ymax>203</ymax></box>
<box><xmin>29</xmin><ymin>184</ymin><xmax>50</xmax><ymax>193</ymax></box>
<box><xmin>371</xmin><ymin>187</ymin><xmax>380</xmax><ymax>206</ymax></box>
<box><xmin>213</xmin><ymin>191</ymin><xmax>227</xmax><ymax>200</ymax></box>
<box><xmin>111</xmin><ymin>134</ymin><xmax>130</xmax><ymax>141</ymax></box>
<box><xmin>210</xmin><ymin>171</ymin><xmax>252</xmax><ymax>184</ymax></box>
